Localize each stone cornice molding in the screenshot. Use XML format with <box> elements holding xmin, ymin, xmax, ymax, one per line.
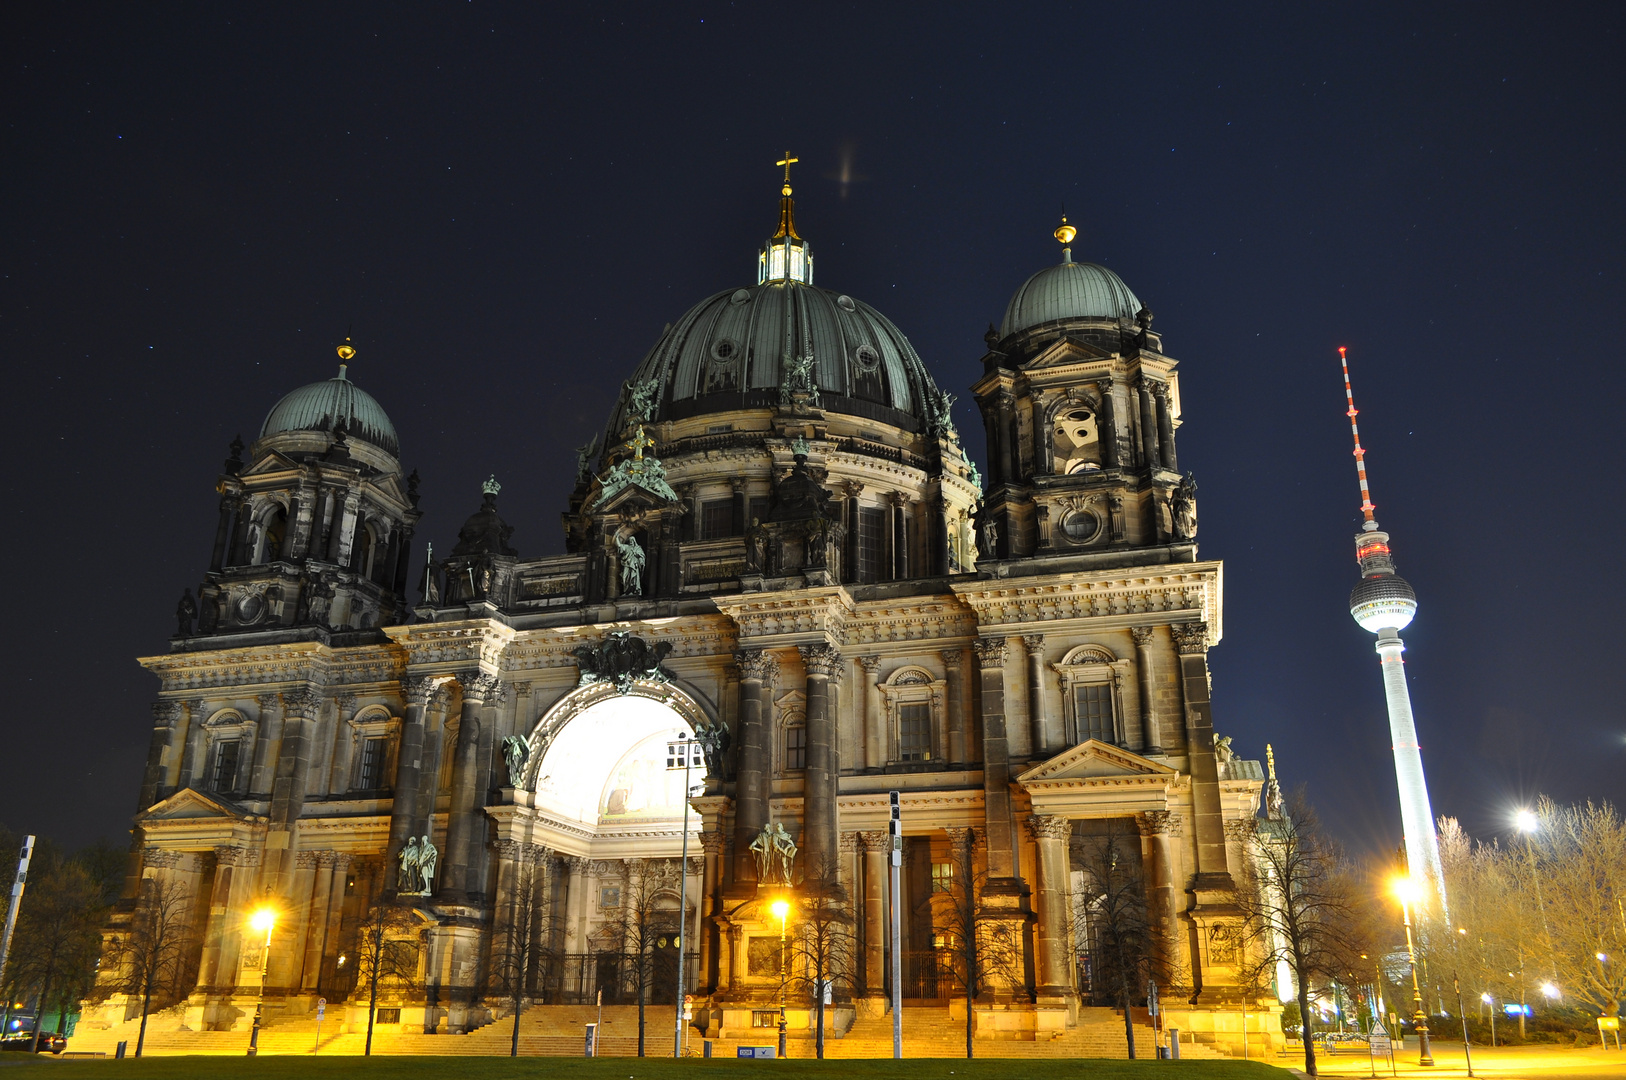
<box><xmin>713</xmin><ymin>586</ymin><xmax>854</xmax><ymax>649</ymax></box>
<box><xmin>950</xmin><ymin>563</ymin><xmax>1220</xmax><ymax>641</ymax></box>
<box><xmin>382</xmin><ymin>619</ymin><xmax>516</xmax><ymax>675</ymax></box>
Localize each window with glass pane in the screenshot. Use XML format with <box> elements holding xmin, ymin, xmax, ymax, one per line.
<box><xmin>785</xmin><ymin>724</ymin><xmax>806</xmax><ymax>771</ymax></box>
<box><xmin>701</xmin><ymin>500</ymin><xmax>733</xmax><ymax>540</ymax></box>
<box><xmin>899</xmin><ymin>703</ymin><xmax>932</xmax><ymax>761</ymax></box>
<box><xmin>931</xmin><ymin>861</ymin><xmax>954</xmax><ymax>893</ymax></box>
<box><xmin>857</xmin><ymin>507</ymin><xmax>885</xmax><ymax>583</ymax></box>
<box><xmin>211</xmin><ymin>739</ymin><xmax>241</xmax><ymax>793</ymax></box>
<box><xmin>358</xmin><ymin>735</ymin><xmax>388</xmax><ymax>790</ymax></box>
<box><xmin>1074</xmin><ymin>683</ymin><xmax>1115</xmax><ymax>743</ymax></box>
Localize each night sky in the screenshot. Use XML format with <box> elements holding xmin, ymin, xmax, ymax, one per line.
<box><xmin>4</xmin><ymin>4</ymin><xmax>1622</xmax><ymax>853</ymax></box>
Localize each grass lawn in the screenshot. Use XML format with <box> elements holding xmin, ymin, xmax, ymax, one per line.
<box><xmin>0</xmin><ymin>1058</ymin><xmax>1300</xmax><ymax>1080</ymax></box>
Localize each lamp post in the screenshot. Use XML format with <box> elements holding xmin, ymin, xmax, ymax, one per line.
<box><xmin>246</xmin><ymin>906</ymin><xmax>277</xmax><ymax>1057</ymax></box>
<box><xmin>1391</xmin><ymin>877</ymin><xmax>1433</xmax><ymax>1066</ymax></box>
<box><xmin>1481</xmin><ymin>993</ymin><xmax>1495</xmax><ymax>1047</ymax></box>
<box><xmin>666</xmin><ymin>735</ymin><xmax>703</xmax><ymax>1058</ymax></box>
<box><xmin>771</xmin><ymin>898</ymin><xmax>789</xmax><ymax>1058</ymax></box>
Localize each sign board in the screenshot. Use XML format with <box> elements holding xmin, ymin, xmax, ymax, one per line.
<box><xmin>1598</xmin><ymin>1017</ymin><xmax>1620</xmax><ymax>1031</ymax></box>
<box><xmin>584</xmin><ymin>1022</ymin><xmax>597</xmax><ymax>1057</ymax></box>
<box><xmin>316</xmin><ymin>996</ymin><xmax>327</xmax><ymax>1020</ymax></box>
<box><xmin>1504</xmin><ymin>1003</ymin><xmax>1532</xmax><ymax>1017</ymax></box>
<box><xmin>738</xmin><ymin>1045</ymin><xmax>777</xmax><ymax>1058</ymax></box>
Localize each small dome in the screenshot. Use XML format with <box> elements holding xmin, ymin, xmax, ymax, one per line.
<box><xmin>260</xmin><ymin>367</ymin><xmax>399</xmax><ymax>457</ymax></box>
<box><xmin>1000</xmin><ymin>259</ymin><xmax>1143</xmax><ymax>338</ymax></box>
<box><xmin>604</xmin><ymin>280</ymin><xmax>947</xmax><ymax>436</ymax></box>
<box><xmin>1350</xmin><ymin>574</ymin><xmax>1418</xmax><ymax>633</ymax></box>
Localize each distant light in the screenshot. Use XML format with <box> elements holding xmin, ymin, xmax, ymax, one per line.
<box><xmin>1480</xmin><ymin>993</ymin><xmax>1492</xmax><ymax>1004</ymax></box>
<box><xmin>1516</xmin><ymin>809</ymin><xmax>1539</xmax><ymax>834</ymax></box>
<box><xmin>1540</xmin><ymin>983</ymin><xmax>1560</xmax><ymax>999</ymax></box>
<box><xmin>1598</xmin><ymin>953</ymin><xmax>1609</xmax><ymax>963</ymax></box>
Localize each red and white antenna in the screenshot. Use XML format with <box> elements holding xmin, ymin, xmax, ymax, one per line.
<box><xmin>1340</xmin><ymin>346</ymin><xmax>1377</xmax><ymax>528</ymax></box>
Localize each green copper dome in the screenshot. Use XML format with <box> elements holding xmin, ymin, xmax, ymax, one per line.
<box><xmin>260</xmin><ymin>366</ymin><xmax>400</xmax><ymax>457</ymax></box>
<box><xmin>1000</xmin><ymin>257</ymin><xmax>1143</xmax><ymax>338</ymax></box>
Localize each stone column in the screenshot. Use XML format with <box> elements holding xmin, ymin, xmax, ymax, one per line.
<box><xmin>1131</xmin><ymin>626</ymin><xmax>1161</xmax><ymax>753</ymax></box>
<box><xmin>267</xmin><ymin>689</ymin><xmax>321</xmax><ymax>891</ymax></box>
<box><xmin>698</xmin><ymin>831</ymin><xmax>723</xmax><ymax>992</ymax></box>
<box><xmin>250</xmin><ymin>692</ymin><xmax>284</xmax><ymax>796</ymax></box>
<box><xmin>1031</xmin><ymin>392</ymin><xmax>1051</xmax><ymax>475</ymax></box>
<box><xmin>941</xmin><ymin>649</ymin><xmax>965</xmax><ymax>766</ymax></box>
<box><xmin>859</xmin><ymin>831</ymin><xmax>888</xmax><ymax>1001</ymax></box>
<box><xmin>932</xmin><ymin>493</ymin><xmax>950</xmax><ymax>576</ymax></box>
<box><xmin>1153</xmin><ymin>382</ymin><xmax>1177</xmax><ymax>471</ymax></box>
<box><xmin>1021</xmin><ymin>635</ymin><xmax>1049</xmax><ymax>758</ymax></box>
<box><xmin>973</xmin><ymin>637</ymin><xmax>1018</xmax><ymax>879</ymax></box>
<box><xmin>301</xmin><ymin>852</ymin><xmax>338</xmax><ymax>992</ymax></box>
<box><xmin>1136</xmin><ymin>377</ymin><xmax>1160</xmax><ymax>471</ymax></box>
<box><xmin>884</xmin><ymin>492</ymin><xmax>903</xmax><ymax>580</ymax></box>
<box><xmin>1138</xmin><ymin>811</ymin><xmax>1185</xmax><ymax>968</ymax></box>
<box><xmin>857</xmin><ymin>655</ymin><xmax>881</xmax><ymax>771</ymax></box>
<box><xmin>390</xmin><ymin>525</ymin><xmax>415</xmax><ymax>594</ymax></box>
<box><xmin>209</xmin><ymin>496</ymin><xmax>238</xmax><ymax>571</ymax></box>
<box><xmin>1172</xmin><ymin>622</ymin><xmax>1231</xmax><ymax>887</ymax></box>
<box><xmin>195</xmin><ymin>846</ymin><xmax>241</xmax><ymax>991</ymax></box>
<box><xmin>1096</xmin><ymin>379</ymin><xmax>1118</xmax><ymax>469</ymax></box>
<box><xmin>333</xmin><ymin>489</ymin><xmax>363</xmax><ymax>566</ymax></box>
<box><xmin>1028</xmin><ymin>815</ymin><xmax>1074</xmax><ymax>999</ymax></box>
<box><xmin>465</xmin><ymin>681</ymin><xmax>508</xmax><ymax>898</ymax></box>
<box><xmin>995</xmin><ymin>389</ymin><xmax>1018</xmax><ymax>485</ymax></box>
<box><xmin>277</xmin><ymin>851</ymin><xmax>320</xmax><ymax>992</ymax></box>
<box><xmin>441</xmin><ymin>671</ymin><xmax>498</xmax><ymax>900</ymax></box>
<box><xmin>731</xmin><ymin>650</ymin><xmax>776</xmax><ymax>890</ymax></box>
<box><xmin>138</xmin><ymin>702</ymin><xmax>182</xmax><ymax>811</ymax></box>
<box><xmin>386</xmin><ymin>676</ymin><xmax>434</xmax><ymax>895</ymax></box>
<box><xmin>416</xmin><ymin>685</ymin><xmax>451</xmax><ymax>824</ymax></box>
<box><xmin>730</xmin><ymin>477</ymin><xmax>748</xmax><ymax>536</ymax></box>
<box><xmin>564</xmin><ymin>856</ymin><xmax>589</xmax><ymax>963</ymax></box>
<box><xmin>800</xmin><ymin>644</ymin><xmax>842</xmax><ymax>882</ymax></box>
<box><xmin>842</xmin><ymin>481</ymin><xmax>863</xmax><ymax>584</ymax></box>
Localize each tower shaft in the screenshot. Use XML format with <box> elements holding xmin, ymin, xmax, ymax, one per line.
<box><xmin>1376</xmin><ymin>629</ymin><xmax>1446</xmax><ymax>911</ymax></box>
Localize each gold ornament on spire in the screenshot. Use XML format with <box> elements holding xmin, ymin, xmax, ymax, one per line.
<box><xmin>1054</xmin><ymin>214</ymin><xmax>1077</xmax><ymax>246</ymax></box>
<box><xmin>337</xmin><ymin>336</ymin><xmax>356</xmax><ymax>361</ymax></box>
<box><xmin>773</xmin><ymin>151</ymin><xmax>802</xmax><ymax>240</ymax></box>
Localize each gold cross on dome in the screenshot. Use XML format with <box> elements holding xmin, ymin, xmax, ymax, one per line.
<box><xmin>625</xmin><ymin>424</ymin><xmax>655</xmax><ymax>461</ymax></box>
<box><xmin>776</xmin><ymin>151</ymin><xmax>799</xmax><ymax>187</ymax></box>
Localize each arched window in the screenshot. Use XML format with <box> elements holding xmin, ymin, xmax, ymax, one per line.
<box><xmin>257</xmin><ymin>506</ymin><xmax>288</xmax><ymax>565</ymax></box>
<box><xmin>1050</xmin><ymin>405</ymin><xmax>1102</xmax><ymax>475</ymax></box>
<box><xmin>353</xmin><ymin>522</ymin><xmax>376</xmax><ymax>577</ymax></box>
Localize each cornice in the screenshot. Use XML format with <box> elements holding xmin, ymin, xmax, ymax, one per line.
<box><xmin>713</xmin><ymin>586</ymin><xmax>855</xmax><ymax>648</ymax></box>
<box><xmin>951</xmin><ymin>562</ymin><xmax>1222</xmax><ymax>643</ymax></box>
<box><xmin>383</xmin><ymin>618</ymin><xmax>516</xmax><ymax>675</ymax></box>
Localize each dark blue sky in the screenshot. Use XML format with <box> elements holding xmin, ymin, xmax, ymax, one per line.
<box><xmin>3</xmin><ymin>3</ymin><xmax>1621</xmax><ymax>851</ymax></box>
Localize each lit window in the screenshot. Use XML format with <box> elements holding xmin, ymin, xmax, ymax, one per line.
<box><xmin>931</xmin><ymin>861</ymin><xmax>954</xmax><ymax>893</ymax></box>
<box><xmin>899</xmin><ymin>703</ymin><xmax>931</xmax><ymax>761</ymax></box>
<box><xmin>769</xmin><ymin>248</ymin><xmax>786</xmax><ymax>279</ymax></box>
<box><xmin>790</xmin><ymin>247</ymin><xmax>805</xmax><ymax>281</ymax></box>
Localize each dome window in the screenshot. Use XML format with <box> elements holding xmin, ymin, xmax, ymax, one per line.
<box><xmin>712</xmin><ymin>339</ymin><xmax>737</xmax><ymax>361</ymax></box>
<box><xmin>854</xmin><ymin>344</ymin><xmax>880</xmax><ymax>371</ymax></box>
<box><xmin>836</xmin><ymin>295</ymin><xmax>856</xmax><ymax>312</ymax></box>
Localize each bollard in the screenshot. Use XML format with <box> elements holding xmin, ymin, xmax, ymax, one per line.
<box><xmin>1169</xmin><ymin>1028</ymin><xmax>1181</xmax><ymax>1059</ymax></box>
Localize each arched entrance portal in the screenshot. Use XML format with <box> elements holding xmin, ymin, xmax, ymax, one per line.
<box><xmin>491</xmin><ymin>682</ymin><xmax>706</xmax><ymax>1008</ymax></box>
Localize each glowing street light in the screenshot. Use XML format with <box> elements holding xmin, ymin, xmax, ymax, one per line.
<box><xmin>246</xmin><ymin>905</ymin><xmax>277</xmax><ymax>1057</ymax></box>
<box><xmin>770</xmin><ymin>898</ymin><xmax>790</xmax><ymax>1058</ymax></box>
<box><xmin>1390</xmin><ymin>876</ymin><xmax>1434</xmax><ymax>1066</ymax></box>
<box><xmin>1515</xmin><ymin>809</ymin><xmax>1539</xmax><ymax>834</ymax></box>
<box><xmin>1540</xmin><ymin>983</ymin><xmax>1560</xmax><ymax>1000</ymax></box>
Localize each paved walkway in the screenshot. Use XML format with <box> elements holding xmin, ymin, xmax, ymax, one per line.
<box><xmin>1301</xmin><ymin>1041</ymin><xmax>1626</xmax><ymax>1080</ymax></box>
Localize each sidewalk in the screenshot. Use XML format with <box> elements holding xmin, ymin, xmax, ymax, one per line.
<box><xmin>1305</xmin><ymin>1041</ymin><xmax>1626</xmax><ymax>1080</ymax></box>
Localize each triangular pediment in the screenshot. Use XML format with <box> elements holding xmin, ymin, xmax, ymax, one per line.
<box><xmin>1015</xmin><ymin>739</ymin><xmax>1177</xmax><ymax>784</ymax></box>
<box><xmin>137</xmin><ymin>787</ymin><xmax>247</xmax><ymax>822</ymax></box>
<box><xmin>1025</xmin><ymin>336</ymin><xmax>1113</xmax><ymax>370</ymax></box>
<box><xmin>240</xmin><ymin>449</ymin><xmax>303</xmax><ymax>477</ymax></box>
<box><xmin>593</xmin><ymin>482</ymin><xmax>674</xmax><ymax>514</ymax></box>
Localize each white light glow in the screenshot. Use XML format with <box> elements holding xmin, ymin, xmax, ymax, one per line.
<box><xmin>530</xmin><ymin>695</ymin><xmax>695</xmax><ymax>826</ymax></box>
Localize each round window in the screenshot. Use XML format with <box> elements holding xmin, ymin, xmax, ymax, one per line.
<box><xmin>1060</xmin><ymin>510</ymin><xmax>1101</xmax><ymax>543</ymax></box>
<box><xmin>730</xmin><ymin>289</ymin><xmax>751</xmax><ymax>305</ymax></box>
<box><xmin>836</xmin><ymin>295</ymin><xmax>856</xmax><ymax>312</ymax></box>
<box><xmin>712</xmin><ymin>339</ymin><xmax>737</xmax><ymax>362</ymax></box>
<box><xmin>854</xmin><ymin>344</ymin><xmax>880</xmax><ymax>370</ymax></box>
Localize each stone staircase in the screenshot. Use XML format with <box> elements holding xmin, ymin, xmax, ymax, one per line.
<box><xmin>67</xmin><ymin>1002</ymin><xmax>1229</xmax><ymax>1058</ymax></box>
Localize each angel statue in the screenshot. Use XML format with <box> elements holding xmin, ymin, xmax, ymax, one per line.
<box><xmin>501</xmin><ymin>735</ymin><xmax>530</xmax><ymax>789</ymax></box>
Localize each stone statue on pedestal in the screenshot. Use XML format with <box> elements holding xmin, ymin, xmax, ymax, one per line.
<box><xmin>501</xmin><ymin>735</ymin><xmax>530</xmax><ymax>788</ymax></box>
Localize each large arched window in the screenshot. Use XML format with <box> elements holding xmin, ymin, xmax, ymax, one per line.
<box><xmin>257</xmin><ymin>505</ymin><xmax>288</xmax><ymax>565</ymax></box>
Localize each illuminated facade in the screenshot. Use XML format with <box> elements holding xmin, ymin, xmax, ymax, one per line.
<box><xmin>84</xmin><ymin>173</ymin><xmax>1276</xmax><ymax>1055</ymax></box>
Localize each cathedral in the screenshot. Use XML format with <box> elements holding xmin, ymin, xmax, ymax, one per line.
<box><xmin>89</xmin><ymin>166</ymin><xmax>1273</xmax><ymax>1054</ymax></box>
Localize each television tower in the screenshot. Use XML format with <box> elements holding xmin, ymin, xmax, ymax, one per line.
<box><xmin>1340</xmin><ymin>347</ymin><xmax>1447</xmax><ymax>917</ymax></box>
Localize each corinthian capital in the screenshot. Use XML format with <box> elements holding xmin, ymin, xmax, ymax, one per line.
<box><xmin>151</xmin><ymin>701</ymin><xmax>183</xmax><ymax>726</ymax></box>
<box><xmin>972</xmin><ymin>637</ymin><xmax>1008</xmax><ymax>668</ymax></box>
<box><xmin>736</xmin><ymin>649</ymin><xmax>779</xmax><ymax>685</ymax></box>
<box><xmin>799</xmin><ymin>643</ymin><xmax>844</xmax><ymax>678</ymax></box>
<box><xmin>1129</xmin><ymin>625</ymin><xmax>1156</xmax><ymax>648</ymax></box>
<box><xmin>457</xmin><ymin>671</ymin><xmax>501</xmax><ymax>702</ymax></box>
<box><xmin>282</xmin><ymin>688</ymin><xmax>321</xmax><ymax>720</ymax></box>
<box><xmin>1027</xmin><ymin>814</ymin><xmax>1072</xmax><ymax>842</ymax></box>
<box><xmin>402</xmin><ymin>675</ymin><xmax>436</xmax><ymax>707</ymax></box>
<box><xmin>1171</xmin><ymin>622</ymin><xmax>1210</xmax><ymax>656</ymax></box>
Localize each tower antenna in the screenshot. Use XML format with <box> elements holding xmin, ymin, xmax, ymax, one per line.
<box><xmin>1340</xmin><ymin>346</ymin><xmax>1376</xmax><ymax>529</ymax></box>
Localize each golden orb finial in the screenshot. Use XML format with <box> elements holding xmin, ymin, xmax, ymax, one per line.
<box><xmin>1054</xmin><ymin>215</ymin><xmax>1077</xmax><ymax>246</ymax></box>
<box><xmin>336</xmin><ymin>337</ymin><xmax>356</xmax><ymax>362</ymax></box>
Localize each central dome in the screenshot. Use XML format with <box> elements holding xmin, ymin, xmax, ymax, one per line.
<box><xmin>605</xmin><ymin>279</ymin><xmax>944</xmax><ymax>435</ymax></box>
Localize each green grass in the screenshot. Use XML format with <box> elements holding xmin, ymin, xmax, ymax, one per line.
<box><xmin>0</xmin><ymin>1058</ymin><xmax>1297</xmax><ymax>1080</ymax></box>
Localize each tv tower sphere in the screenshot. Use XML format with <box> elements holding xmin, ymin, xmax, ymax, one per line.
<box><xmin>1349</xmin><ymin>526</ymin><xmax>1418</xmax><ymax>633</ymax></box>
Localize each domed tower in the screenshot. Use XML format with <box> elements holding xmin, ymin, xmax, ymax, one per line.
<box><xmin>183</xmin><ymin>342</ymin><xmax>423</xmax><ymax>640</ymax></box>
<box><xmin>1339</xmin><ymin>347</ymin><xmax>1445</xmax><ymax>916</ymax></box>
<box><xmin>972</xmin><ymin>217</ymin><xmax>1195</xmax><ymax>564</ymax></box>
<box><xmin>559</xmin><ymin>160</ymin><xmax>981</xmax><ymax>603</ymax></box>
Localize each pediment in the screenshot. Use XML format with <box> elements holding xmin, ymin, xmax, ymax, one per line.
<box><xmin>1015</xmin><ymin>739</ymin><xmax>1177</xmax><ymax>784</ymax></box>
<box><xmin>137</xmin><ymin>787</ymin><xmax>247</xmax><ymax>822</ymax></box>
<box><xmin>1025</xmin><ymin>337</ymin><xmax>1112</xmax><ymax>370</ymax></box>
<box><xmin>592</xmin><ymin>482</ymin><xmax>674</xmax><ymax>515</ymax></box>
<box><xmin>240</xmin><ymin>449</ymin><xmax>303</xmax><ymax>477</ymax></box>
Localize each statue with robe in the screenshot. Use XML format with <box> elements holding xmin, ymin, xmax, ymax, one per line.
<box><xmin>501</xmin><ymin>735</ymin><xmax>530</xmax><ymax>788</ymax></box>
<box><xmin>397</xmin><ymin>836</ymin><xmax>421</xmax><ymax>892</ymax></box>
<box><xmin>414</xmin><ymin>835</ymin><xmax>439</xmax><ymax>894</ymax></box>
<box><xmin>175</xmin><ymin>588</ymin><xmax>197</xmax><ymax>636</ymax></box>
<box><xmin>617</xmin><ymin>531</ymin><xmax>645</xmax><ymax>595</ymax></box>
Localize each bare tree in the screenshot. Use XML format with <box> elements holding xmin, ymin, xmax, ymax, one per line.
<box><xmin>4</xmin><ymin>862</ymin><xmax>104</xmax><ymax>1053</ymax></box>
<box><xmin>785</xmin><ymin>865</ymin><xmax>857</xmax><ymax>1059</ymax></box>
<box><xmin>600</xmin><ymin>858</ymin><xmax>682</xmax><ymax>1056</ymax></box>
<box><xmin>484</xmin><ymin>848</ymin><xmax>564</xmax><ymax>1056</ymax></box>
<box><xmin>1072</xmin><ymin>821</ymin><xmax>1168</xmax><ymax>1059</ymax></box>
<box><xmin>931</xmin><ymin>828</ymin><xmax>1024</xmax><ymax>1059</ymax></box>
<box><xmin>352</xmin><ymin>898</ymin><xmax>422</xmax><ymax>1055</ymax></box>
<box><xmin>104</xmin><ymin>875</ymin><xmax>196</xmax><ymax>1057</ymax></box>
<box><xmin>1235</xmin><ymin>788</ymin><xmax>1368</xmax><ymax>1077</ymax></box>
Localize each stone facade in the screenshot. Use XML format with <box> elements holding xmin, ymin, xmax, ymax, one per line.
<box><xmin>89</xmin><ymin>189</ymin><xmax>1277</xmax><ymax>1054</ymax></box>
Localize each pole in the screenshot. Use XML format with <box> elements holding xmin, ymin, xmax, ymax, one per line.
<box><xmin>777</xmin><ymin>908</ymin><xmax>787</xmax><ymax>1058</ymax></box>
<box><xmin>1400</xmin><ymin>897</ymin><xmax>1433</xmax><ymax>1066</ymax></box>
<box><xmin>0</xmin><ymin>836</ymin><xmax>34</xmax><ymax>1007</ymax></box>
<box><xmin>889</xmin><ymin>791</ymin><xmax>902</xmax><ymax>1060</ymax></box>
<box><xmin>1454</xmin><ymin>975</ymin><xmax>1473</xmax><ymax>1077</ymax></box>
<box><xmin>595</xmin><ymin>988</ymin><xmax>603</xmax><ymax>1057</ymax></box>
<box><xmin>674</xmin><ymin>736</ymin><xmax>692</xmax><ymax>1058</ymax></box>
<box><xmin>247</xmin><ymin>920</ymin><xmax>272</xmax><ymax>1056</ymax></box>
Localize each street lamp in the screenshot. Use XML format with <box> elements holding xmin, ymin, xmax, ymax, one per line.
<box><xmin>1540</xmin><ymin>982</ymin><xmax>1560</xmax><ymax>1000</ymax></box>
<box><xmin>1481</xmin><ymin>993</ymin><xmax>1496</xmax><ymax>1047</ymax></box>
<box><xmin>1390</xmin><ymin>876</ymin><xmax>1434</xmax><ymax>1066</ymax></box>
<box><xmin>771</xmin><ymin>898</ymin><xmax>790</xmax><ymax>1058</ymax></box>
<box><xmin>246</xmin><ymin>906</ymin><xmax>277</xmax><ymax>1057</ymax></box>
